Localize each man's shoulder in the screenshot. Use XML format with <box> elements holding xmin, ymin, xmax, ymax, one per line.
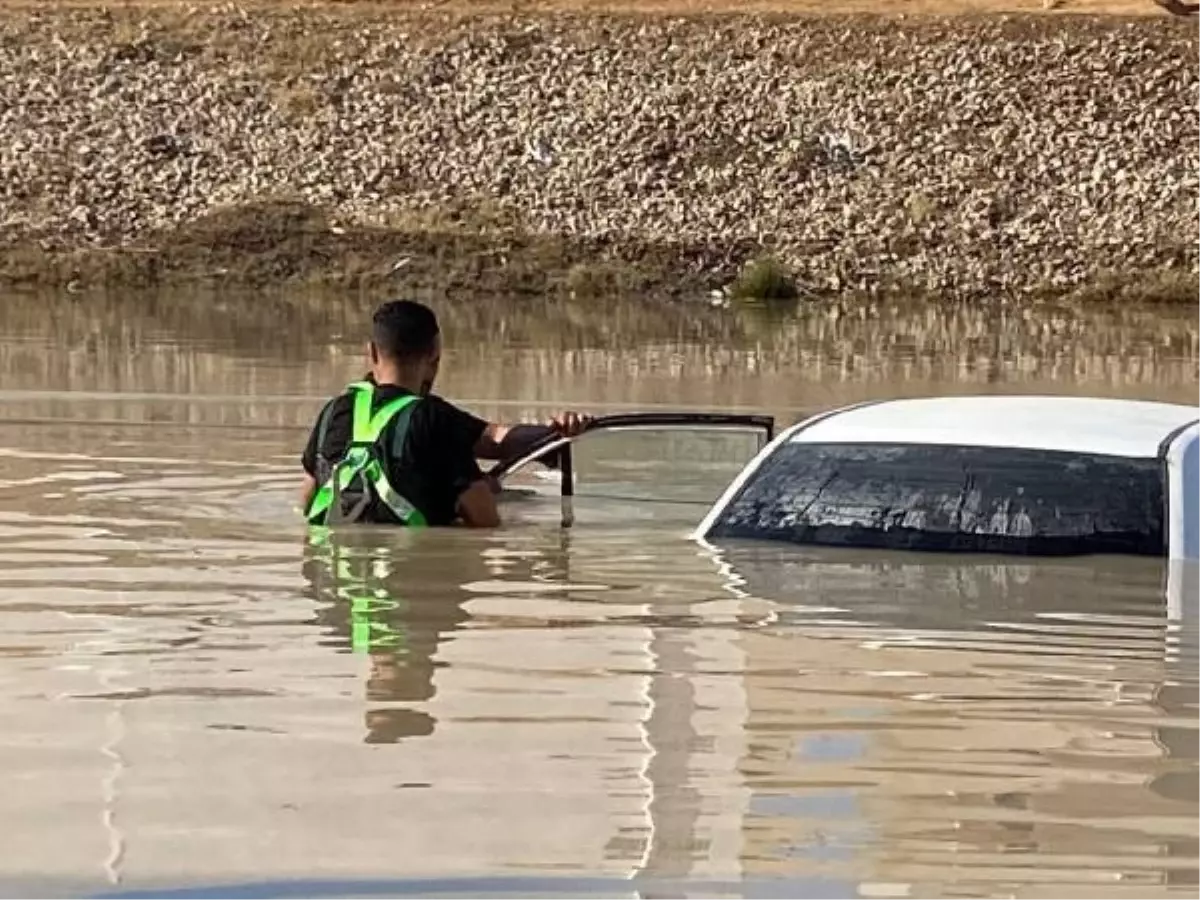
<box><xmin>411</xmin><ymin>392</ymin><xmax>473</xmax><ymax>417</ymax></box>
<box><xmin>408</xmin><ymin>393</ymin><xmax>488</xmax><ymax>439</ymax></box>
<box><xmin>321</xmin><ymin>380</ymin><xmax>369</xmax><ymax>405</ymax></box>
<box><xmin>312</xmin><ymin>391</ymin><xmax>348</xmax><ymax>422</ymax></box>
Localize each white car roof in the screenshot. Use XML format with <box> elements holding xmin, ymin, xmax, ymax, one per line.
<box><xmin>788</xmin><ymin>395</ymin><xmax>1198</xmax><ymax>459</ymax></box>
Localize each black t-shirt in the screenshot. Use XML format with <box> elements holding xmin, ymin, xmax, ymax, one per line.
<box><xmin>302</xmin><ymin>383</ymin><xmax>488</xmax><ymax>526</ymax></box>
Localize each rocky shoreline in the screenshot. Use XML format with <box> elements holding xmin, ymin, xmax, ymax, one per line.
<box><xmin>0</xmin><ymin>5</ymin><xmax>1196</xmax><ymax>303</ymax></box>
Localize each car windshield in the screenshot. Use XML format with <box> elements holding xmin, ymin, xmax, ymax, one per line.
<box><xmin>704</xmin><ymin>442</ymin><xmax>1166</xmax><ymax>556</ymax></box>
<box><xmin>499</xmin><ymin>424</ymin><xmax>770</xmax><ymax>526</ymax></box>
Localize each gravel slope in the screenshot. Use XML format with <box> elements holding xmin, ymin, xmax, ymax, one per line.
<box><xmin>0</xmin><ymin>6</ymin><xmax>1196</xmax><ymax>299</ymax></box>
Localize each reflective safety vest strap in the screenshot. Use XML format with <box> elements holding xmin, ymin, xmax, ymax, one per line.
<box><xmin>349</xmin><ymin>382</ymin><xmax>420</xmax><ymax>445</ymax></box>
<box><xmin>370</xmin><ymin>468</ymin><xmax>427</xmax><ymax>527</ymax></box>
<box><xmin>306</xmin><ymin>383</ymin><xmax>426</xmax><ymax>526</ymax></box>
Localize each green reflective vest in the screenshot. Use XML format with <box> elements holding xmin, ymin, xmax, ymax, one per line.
<box><xmin>305</xmin><ymin>381</ymin><xmax>428</xmax><ymax>527</ymax></box>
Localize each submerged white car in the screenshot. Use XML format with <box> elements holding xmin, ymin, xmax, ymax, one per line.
<box><xmin>694</xmin><ymin>396</ymin><xmax>1198</xmax><ymax>560</ymax></box>
<box><xmin>495</xmin><ymin>395</ymin><xmax>1198</xmax><ymax>561</ymax></box>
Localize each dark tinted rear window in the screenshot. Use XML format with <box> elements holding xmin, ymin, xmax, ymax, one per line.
<box><xmin>707</xmin><ymin>443</ymin><xmax>1165</xmax><ymax>556</ymax></box>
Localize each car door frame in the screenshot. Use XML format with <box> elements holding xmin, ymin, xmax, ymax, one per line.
<box><xmin>487</xmin><ymin>412</ymin><xmax>776</xmax><ymax>527</ymax></box>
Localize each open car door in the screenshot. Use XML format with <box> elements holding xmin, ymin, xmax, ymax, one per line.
<box><xmin>488</xmin><ymin>413</ymin><xmax>775</xmax><ymax>528</ymax></box>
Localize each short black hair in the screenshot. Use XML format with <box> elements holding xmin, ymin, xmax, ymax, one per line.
<box><xmin>371</xmin><ymin>300</ymin><xmax>440</xmax><ymax>361</ymax></box>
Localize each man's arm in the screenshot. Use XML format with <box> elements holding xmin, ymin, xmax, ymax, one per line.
<box><xmin>412</xmin><ymin>397</ymin><xmax>503</xmax><ymax>527</ymax></box>
<box><xmin>473</xmin><ymin>413</ymin><xmax>593</xmax><ymax>460</ymax></box>
<box><xmin>299</xmin><ymin>406</ymin><xmax>326</xmax><ymax>515</ymax></box>
<box><xmin>473</xmin><ymin>422</ymin><xmax>555</xmax><ymax>460</ymax></box>
<box><xmin>424</xmin><ymin>401</ymin><xmax>593</xmax><ymax>526</ymax></box>
<box><xmin>299</xmin><ymin>397</ymin><xmax>341</xmax><ymax>516</ymax></box>
<box><xmin>300</xmin><ymin>473</ymin><xmax>318</xmax><ymax>513</ymax></box>
<box><xmin>473</xmin><ymin>422</ymin><xmax>514</xmax><ymax>460</ymax></box>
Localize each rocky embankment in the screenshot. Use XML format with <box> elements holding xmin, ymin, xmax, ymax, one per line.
<box><xmin>0</xmin><ymin>6</ymin><xmax>1196</xmax><ymax>301</ymax></box>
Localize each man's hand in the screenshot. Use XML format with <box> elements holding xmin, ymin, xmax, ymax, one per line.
<box><xmin>547</xmin><ymin>411</ymin><xmax>592</xmax><ymax>438</ymax></box>
<box><xmin>457</xmin><ymin>478</ymin><xmax>501</xmax><ymax>527</ymax></box>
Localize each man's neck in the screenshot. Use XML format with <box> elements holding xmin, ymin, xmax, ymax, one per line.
<box><xmin>369</xmin><ymin>366</ymin><xmax>422</xmax><ymax>394</ymax></box>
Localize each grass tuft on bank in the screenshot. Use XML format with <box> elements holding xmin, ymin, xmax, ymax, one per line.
<box><xmin>729</xmin><ymin>255</ymin><xmax>802</xmax><ymax>304</ymax></box>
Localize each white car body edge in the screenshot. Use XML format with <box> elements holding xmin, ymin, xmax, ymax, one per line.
<box><xmin>1164</xmin><ymin>421</ymin><xmax>1199</xmax><ymax>562</ymax></box>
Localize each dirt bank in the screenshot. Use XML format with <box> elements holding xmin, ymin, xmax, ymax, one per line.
<box><xmin>0</xmin><ymin>3</ymin><xmax>1195</xmax><ymax>304</ymax></box>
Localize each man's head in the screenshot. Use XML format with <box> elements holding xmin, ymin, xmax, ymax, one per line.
<box><xmin>368</xmin><ymin>300</ymin><xmax>441</xmax><ymax>394</ymax></box>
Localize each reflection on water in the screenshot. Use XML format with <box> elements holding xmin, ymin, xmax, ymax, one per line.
<box><xmin>301</xmin><ymin>529</ymin><xmax>470</xmax><ymax>745</ymax></box>
<box><xmin>0</xmin><ymin>290</ymin><xmax>1195</xmax><ymax>427</ymax></box>
<box><xmin>0</xmin><ymin>291</ymin><xmax>1196</xmax><ymax>898</ymax></box>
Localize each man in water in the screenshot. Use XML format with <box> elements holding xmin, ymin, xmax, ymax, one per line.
<box><xmin>300</xmin><ymin>299</ymin><xmax>590</xmax><ymax>528</ymax></box>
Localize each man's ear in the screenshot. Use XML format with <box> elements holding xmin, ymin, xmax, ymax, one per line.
<box><xmin>367</xmin><ymin>341</ymin><xmax>379</xmax><ymax>364</ymax></box>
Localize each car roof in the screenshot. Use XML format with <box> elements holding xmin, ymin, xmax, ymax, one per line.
<box><xmin>787</xmin><ymin>395</ymin><xmax>1198</xmax><ymax>458</ymax></box>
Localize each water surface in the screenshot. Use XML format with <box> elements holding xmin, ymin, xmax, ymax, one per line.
<box><xmin>0</xmin><ymin>291</ymin><xmax>1195</xmax><ymax>898</ymax></box>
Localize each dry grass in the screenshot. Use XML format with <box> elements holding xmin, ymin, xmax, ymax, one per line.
<box><xmin>0</xmin><ymin>199</ymin><xmax>735</xmax><ymax>300</ymax></box>
<box><xmin>3</xmin><ymin>199</ymin><xmax>1191</xmax><ymax>306</ymax></box>
<box><xmin>1059</xmin><ymin>268</ymin><xmax>1198</xmax><ymax>305</ymax></box>
<box><xmin>729</xmin><ymin>256</ymin><xmax>802</xmax><ymax>304</ymax></box>
<box><xmin>563</xmin><ymin>260</ymin><xmax>646</xmax><ymax>298</ymax></box>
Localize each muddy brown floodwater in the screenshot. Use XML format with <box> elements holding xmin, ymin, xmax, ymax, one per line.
<box><xmin>0</xmin><ymin>290</ymin><xmax>1196</xmax><ymax>899</ymax></box>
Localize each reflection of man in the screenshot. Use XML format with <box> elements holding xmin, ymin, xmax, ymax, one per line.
<box><xmin>300</xmin><ymin>299</ymin><xmax>590</xmax><ymax>528</ymax></box>
<box><xmin>301</xmin><ymin>530</ymin><xmax>471</xmax><ymax>744</ymax></box>
<box><xmin>301</xmin><ymin>528</ymin><xmax>581</xmax><ymax>746</ymax></box>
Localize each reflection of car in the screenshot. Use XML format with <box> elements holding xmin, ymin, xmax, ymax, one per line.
<box><xmin>699</xmin><ymin>539</ymin><xmax>1194</xmax><ymax>637</ymax></box>
<box><xmin>695</xmin><ymin>396</ymin><xmax>1198</xmax><ymax>560</ymax></box>
<box><xmin>494</xmin><ymin>396</ymin><xmax>1198</xmax><ymax>561</ymax></box>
